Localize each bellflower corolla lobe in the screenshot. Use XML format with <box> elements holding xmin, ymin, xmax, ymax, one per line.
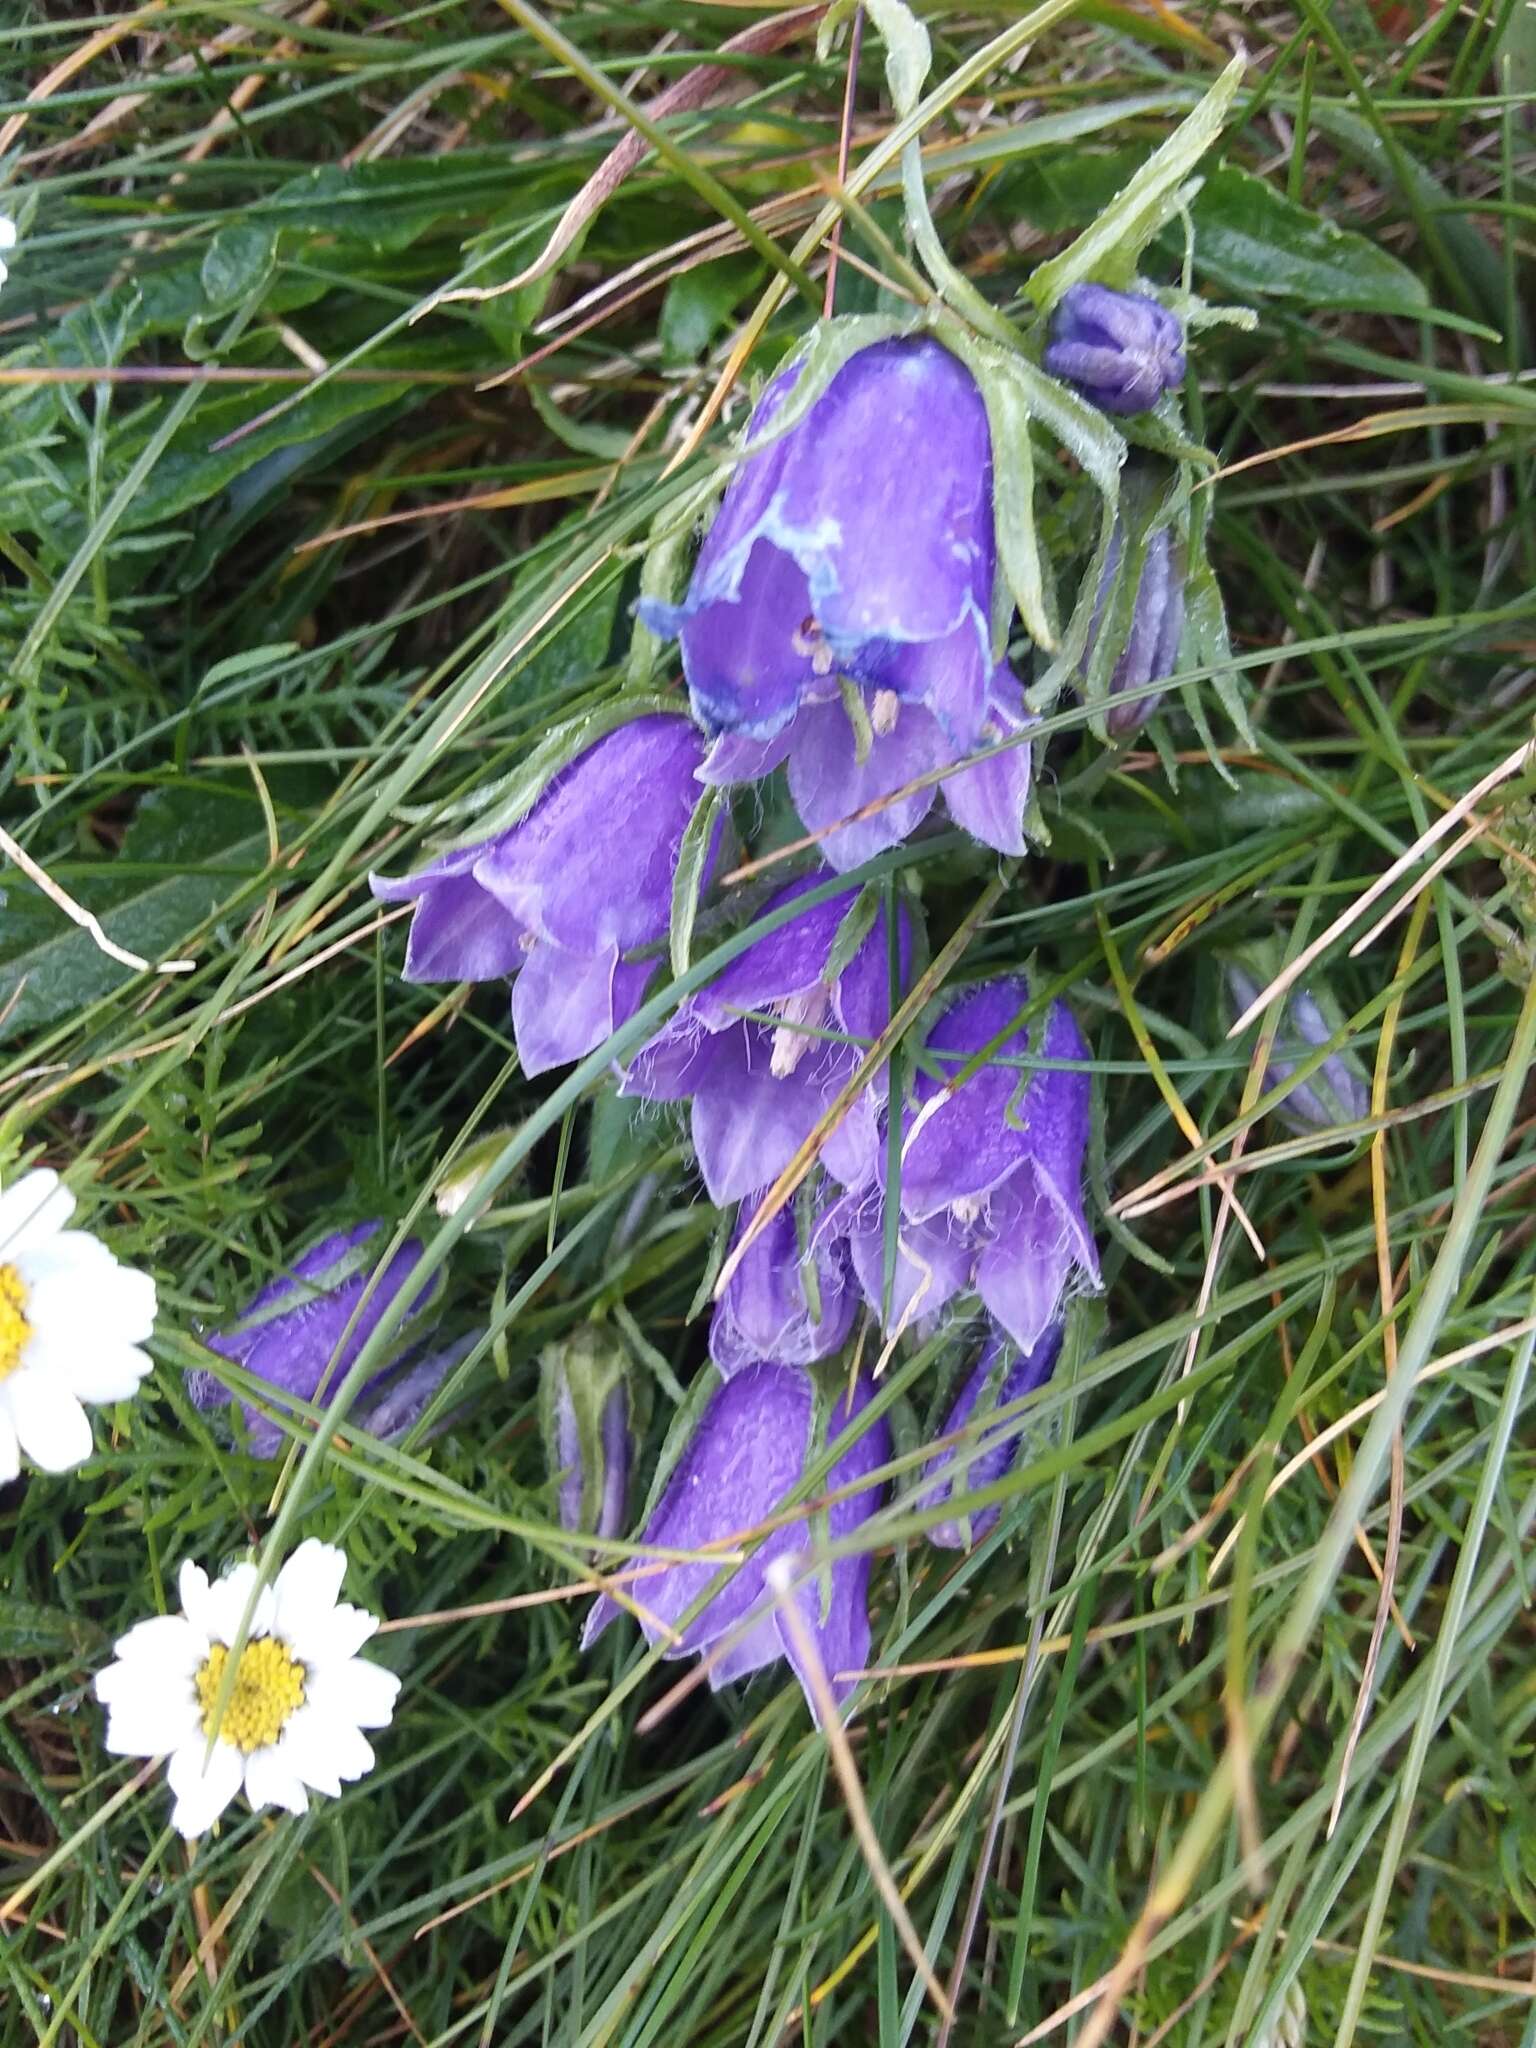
<box><xmin>583</xmin><ymin>1361</ymin><xmax>889</xmax><ymax>1722</ymax></box>
<box><xmin>622</xmin><ymin>874</ymin><xmax>910</xmax><ymax>1204</ymax></box>
<box><xmin>916</xmin><ymin>1324</ymin><xmax>1062</xmax><ymax>1548</ymax></box>
<box><xmin>1226</xmin><ymin>962</ymin><xmax>1370</xmax><ymax>1138</ymax></box>
<box><xmin>539</xmin><ymin>1328</ymin><xmax>632</xmax><ymax>1541</ymax></box>
<box><xmin>187</xmin><ymin>1224</ymin><xmax>444</xmax><ymax>1456</ymax></box>
<box><xmin>834</xmin><ymin>978</ymin><xmax>1099</xmax><ymax>1354</ymax></box>
<box><xmin>1089</xmin><ymin>525</ymin><xmax>1185</xmax><ymax>738</ymax></box>
<box><xmin>642</xmin><ymin>335</ymin><xmax>1036</xmax><ymax>871</ymax></box>
<box><xmin>1043</xmin><ymin>283</ymin><xmax>1185</xmax><ymax>416</ymax></box>
<box><xmin>370</xmin><ymin>716</ymin><xmax>715</xmax><ymax>1076</ymax></box>
<box><xmin>709</xmin><ymin>1186</ymin><xmax>857</xmax><ymax>1377</ymax></box>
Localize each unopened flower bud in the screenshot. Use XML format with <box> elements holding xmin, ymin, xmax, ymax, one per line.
<box><xmin>539</xmin><ymin>1328</ymin><xmax>633</xmax><ymax>1542</ymax></box>
<box><xmin>1088</xmin><ymin>525</ymin><xmax>1185</xmax><ymax>738</ymax></box>
<box><xmin>1043</xmin><ymin>283</ymin><xmax>1185</xmax><ymax>416</ymax></box>
<box><xmin>189</xmin><ymin>1222</ymin><xmax>444</xmax><ymax>1456</ymax></box>
<box><xmin>1226</xmin><ymin>954</ymin><xmax>1370</xmax><ymax>1137</ymax></box>
<box><xmin>916</xmin><ymin>1326</ymin><xmax>1062</xmax><ymax>1549</ymax></box>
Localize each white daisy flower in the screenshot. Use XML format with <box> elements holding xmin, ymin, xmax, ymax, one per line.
<box><xmin>94</xmin><ymin>1539</ymin><xmax>401</xmax><ymax>1838</ymax></box>
<box><xmin>0</xmin><ymin>215</ymin><xmax>16</xmax><ymax>290</ymax></box>
<box><xmin>0</xmin><ymin>1167</ymin><xmax>157</xmax><ymax>1480</ymax></box>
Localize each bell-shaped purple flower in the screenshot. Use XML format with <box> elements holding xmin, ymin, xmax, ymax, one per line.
<box><xmin>187</xmin><ymin>1223</ymin><xmax>445</xmax><ymax>1456</ymax></box>
<box><xmin>833</xmin><ymin>978</ymin><xmax>1099</xmax><ymax>1356</ymax></box>
<box><xmin>915</xmin><ymin>1324</ymin><xmax>1062</xmax><ymax>1548</ymax></box>
<box><xmin>622</xmin><ymin>873</ymin><xmax>910</xmax><ymax>1204</ymax></box>
<box><xmin>539</xmin><ymin>1327</ymin><xmax>633</xmax><ymax>1542</ymax></box>
<box><xmin>641</xmin><ymin>334</ymin><xmax>1036</xmax><ymax>872</ymax></box>
<box><xmin>709</xmin><ymin>1184</ymin><xmax>858</xmax><ymax>1377</ymax></box>
<box><xmin>1226</xmin><ymin>960</ymin><xmax>1370</xmax><ymax>1138</ymax></box>
<box><xmin>1043</xmin><ymin>283</ymin><xmax>1185</xmax><ymax>416</ymax></box>
<box><xmin>582</xmin><ymin>1360</ymin><xmax>890</xmax><ymax>1722</ymax></box>
<box><xmin>370</xmin><ymin>715</ymin><xmax>716</xmax><ymax>1076</ymax></box>
<box><xmin>1088</xmin><ymin>525</ymin><xmax>1185</xmax><ymax>737</ymax></box>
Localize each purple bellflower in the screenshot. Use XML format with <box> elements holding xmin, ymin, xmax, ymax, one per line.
<box><xmin>583</xmin><ymin>1360</ymin><xmax>890</xmax><ymax>1723</ymax></box>
<box><xmin>1089</xmin><ymin>524</ymin><xmax>1185</xmax><ymax>738</ymax></box>
<box><xmin>916</xmin><ymin>1324</ymin><xmax>1062</xmax><ymax>1548</ymax></box>
<box><xmin>370</xmin><ymin>715</ymin><xmax>717</xmax><ymax>1076</ymax></box>
<box><xmin>622</xmin><ymin>873</ymin><xmax>910</xmax><ymax>1205</ymax></box>
<box><xmin>539</xmin><ymin>1328</ymin><xmax>632</xmax><ymax>1542</ymax></box>
<box><xmin>187</xmin><ymin>1223</ymin><xmax>447</xmax><ymax>1456</ymax></box>
<box><xmin>832</xmin><ymin>977</ymin><xmax>1099</xmax><ymax>1355</ymax></box>
<box><xmin>640</xmin><ymin>336</ymin><xmax>1036</xmax><ymax>871</ymax></box>
<box><xmin>1226</xmin><ymin>960</ymin><xmax>1370</xmax><ymax>1138</ymax></box>
<box><xmin>709</xmin><ymin>1184</ymin><xmax>858</xmax><ymax>1377</ymax></box>
<box><xmin>1043</xmin><ymin>283</ymin><xmax>1185</xmax><ymax>416</ymax></box>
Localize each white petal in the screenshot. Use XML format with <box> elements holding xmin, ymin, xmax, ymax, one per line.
<box><xmin>167</xmin><ymin>1735</ymin><xmax>242</xmax><ymax>1839</ymax></box>
<box><xmin>292</xmin><ymin>1600</ymin><xmax>377</xmax><ymax>1668</ymax></box>
<box><xmin>104</xmin><ymin>1613</ymin><xmax>202</xmax><ymax>1672</ymax></box>
<box><xmin>0</xmin><ymin>1407</ymin><xmax>18</xmax><ymax>1485</ymax></box>
<box><xmin>23</xmin><ymin>1257</ymin><xmax>156</xmax><ymax>1351</ymax></box>
<box><xmin>243</xmin><ymin>1745</ymin><xmax>309</xmax><ymax>1816</ymax></box>
<box><xmin>205</xmin><ymin>1564</ymin><xmax>275</xmax><ymax>1646</ymax></box>
<box><xmin>32</xmin><ymin>1338</ymin><xmax>153</xmax><ymax>1405</ymax></box>
<box><xmin>274</xmin><ymin>1707</ymin><xmax>345</xmax><ymax>1797</ymax></box>
<box><xmin>104</xmin><ymin>1696</ymin><xmax>201</xmax><ymax>1758</ymax></box>
<box><xmin>0</xmin><ymin>1170</ymin><xmax>73</xmax><ymax>1257</ymax></box>
<box><xmin>178</xmin><ymin>1561</ymin><xmax>214</xmax><ymax>1631</ymax></box>
<box><xmin>273</xmin><ymin>1540</ymin><xmax>347</xmax><ymax>1650</ymax></box>
<box><xmin>300</xmin><ymin>1709</ymin><xmax>376</xmax><ymax>1784</ymax></box>
<box><xmin>6</xmin><ymin>1373</ymin><xmax>92</xmax><ymax>1471</ymax></box>
<box><xmin>309</xmin><ymin>1656</ymin><xmax>400</xmax><ymax>1731</ymax></box>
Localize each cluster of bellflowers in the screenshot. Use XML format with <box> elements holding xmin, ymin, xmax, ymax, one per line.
<box><xmin>356</xmin><ymin>274</ymin><xmax>1215</xmax><ymax>1725</ymax></box>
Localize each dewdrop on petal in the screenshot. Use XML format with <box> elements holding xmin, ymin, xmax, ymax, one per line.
<box><xmin>0</xmin><ymin>1167</ymin><xmax>157</xmax><ymax>1481</ymax></box>
<box><xmin>94</xmin><ymin>1539</ymin><xmax>399</xmax><ymax>1839</ymax></box>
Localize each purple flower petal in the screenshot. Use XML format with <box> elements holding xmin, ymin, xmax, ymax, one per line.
<box><xmin>1044</xmin><ymin>284</ymin><xmax>1185</xmax><ymax>415</ymax></box>
<box><xmin>786</xmin><ymin>698</ymin><xmax>946</xmax><ymax>873</ymax></box>
<box><xmin>698</xmin><ymin>725</ymin><xmax>796</xmax><ymax>787</ymax></box>
<box><xmin>942</xmin><ymin>666</ymin><xmax>1036</xmax><ymax>857</ymax></box>
<box><xmin>709</xmin><ymin>1193</ymin><xmax>856</xmax><ymax>1376</ymax></box>
<box><xmin>900</xmin><ymin>979</ymin><xmax>1034</xmax><ymax>1222</ymax></box>
<box><xmin>975</xmin><ymin>1179</ymin><xmax>1076</xmax><ymax>1357</ymax></box>
<box><xmin>919</xmin><ymin>1324</ymin><xmax>1062</xmax><ymax>1547</ymax></box>
<box><xmin>511</xmin><ymin>939</ymin><xmax>654</xmax><ymax>1079</ymax></box>
<box><xmin>845</xmin><ymin>1197</ymin><xmax>972</xmax><ymax>1337</ymax></box>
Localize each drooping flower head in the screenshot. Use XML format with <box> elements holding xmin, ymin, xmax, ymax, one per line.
<box><xmin>370</xmin><ymin>715</ymin><xmax>718</xmax><ymax>1075</ymax></box>
<box><xmin>1043</xmin><ymin>283</ymin><xmax>1185</xmax><ymax>416</ymax></box>
<box><xmin>95</xmin><ymin>1540</ymin><xmax>399</xmax><ymax>1838</ymax></box>
<box><xmin>835</xmin><ymin>977</ymin><xmax>1099</xmax><ymax>1355</ymax></box>
<box><xmin>188</xmin><ymin>1222</ymin><xmax>445</xmax><ymax>1456</ymax></box>
<box><xmin>709</xmin><ymin>1182</ymin><xmax>858</xmax><ymax>1377</ymax></box>
<box><xmin>1088</xmin><ymin>523</ymin><xmax>1185</xmax><ymax>738</ymax></box>
<box><xmin>641</xmin><ymin>335</ymin><xmax>1036</xmax><ymax>871</ymax></box>
<box><xmin>916</xmin><ymin>1323</ymin><xmax>1062</xmax><ymax>1548</ymax></box>
<box><xmin>1226</xmin><ymin>957</ymin><xmax>1370</xmax><ymax>1139</ymax></box>
<box><xmin>0</xmin><ymin>1168</ymin><xmax>156</xmax><ymax>1480</ymax></box>
<box><xmin>583</xmin><ymin>1360</ymin><xmax>889</xmax><ymax>1723</ymax></box>
<box><xmin>622</xmin><ymin>872</ymin><xmax>912</xmax><ymax>1205</ymax></box>
<box><xmin>539</xmin><ymin>1326</ymin><xmax>633</xmax><ymax>1542</ymax></box>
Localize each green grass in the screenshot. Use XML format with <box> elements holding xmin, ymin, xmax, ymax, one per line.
<box><xmin>3</xmin><ymin>2</ymin><xmax>1536</xmax><ymax>2043</ymax></box>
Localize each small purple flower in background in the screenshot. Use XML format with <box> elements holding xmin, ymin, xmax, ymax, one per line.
<box><xmin>1043</xmin><ymin>283</ymin><xmax>1185</xmax><ymax>416</ymax></box>
<box><xmin>623</xmin><ymin>873</ymin><xmax>910</xmax><ymax>1205</ymax></box>
<box><xmin>834</xmin><ymin>977</ymin><xmax>1099</xmax><ymax>1355</ymax></box>
<box><xmin>539</xmin><ymin>1328</ymin><xmax>633</xmax><ymax>1542</ymax></box>
<box><xmin>370</xmin><ymin>715</ymin><xmax>717</xmax><ymax>1076</ymax></box>
<box><xmin>710</xmin><ymin>1184</ymin><xmax>857</xmax><ymax>1377</ymax></box>
<box><xmin>1088</xmin><ymin>524</ymin><xmax>1185</xmax><ymax>738</ymax></box>
<box><xmin>583</xmin><ymin>1360</ymin><xmax>889</xmax><ymax>1723</ymax></box>
<box><xmin>640</xmin><ymin>336</ymin><xmax>1036</xmax><ymax>871</ymax></box>
<box><xmin>187</xmin><ymin>1223</ymin><xmax>449</xmax><ymax>1456</ymax></box>
<box><xmin>916</xmin><ymin>1324</ymin><xmax>1062</xmax><ymax>1548</ymax></box>
<box><xmin>1226</xmin><ymin>959</ymin><xmax>1370</xmax><ymax>1138</ymax></box>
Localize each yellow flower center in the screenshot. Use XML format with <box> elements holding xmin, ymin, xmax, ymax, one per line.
<box><xmin>0</xmin><ymin>1264</ymin><xmax>32</xmax><ymax>1384</ymax></box>
<box><xmin>194</xmin><ymin>1638</ymin><xmax>306</xmax><ymax>1752</ymax></box>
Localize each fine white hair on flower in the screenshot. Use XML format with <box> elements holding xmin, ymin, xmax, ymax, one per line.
<box><xmin>0</xmin><ymin>1167</ymin><xmax>157</xmax><ymax>1481</ymax></box>
<box><xmin>94</xmin><ymin>1539</ymin><xmax>401</xmax><ymax>1840</ymax></box>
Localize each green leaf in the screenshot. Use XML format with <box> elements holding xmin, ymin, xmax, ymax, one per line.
<box><xmin>1179</xmin><ymin>165</ymin><xmax>1430</xmax><ymax>313</ymax></box>
<box><xmin>0</xmin><ymin>777</ymin><xmax>324</xmax><ymax>1042</ymax></box>
<box><xmin>670</xmin><ymin>786</ymin><xmax>730</xmax><ymax>979</ymax></box>
<box><xmin>660</xmin><ymin>257</ymin><xmax>765</xmax><ymax>368</ymax></box>
<box><xmin>1027</xmin><ymin>54</ymin><xmax>1244</xmax><ymax>307</ymax></box>
<box><xmin>0</xmin><ymin>1597</ymin><xmax>104</xmax><ymax>1659</ymax></box>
